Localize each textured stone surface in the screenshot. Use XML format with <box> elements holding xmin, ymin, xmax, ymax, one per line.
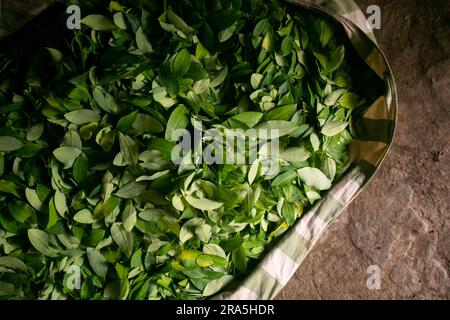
<box><xmin>278</xmin><ymin>0</ymin><xmax>450</xmax><ymax>300</ymax></box>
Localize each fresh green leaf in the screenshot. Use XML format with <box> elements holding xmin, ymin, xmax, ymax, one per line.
<box><xmin>74</xmin><ymin>209</ymin><xmax>95</xmax><ymax>224</ymax></box>
<box><xmin>0</xmin><ymin>256</ymin><xmax>28</xmax><ymax>273</ymax></box>
<box><xmin>64</xmin><ymin>110</ymin><xmax>101</xmax><ymax>125</ymax></box>
<box><xmin>251</xmin><ymin>73</ymin><xmax>264</xmax><ymax>90</ymax></box>
<box><xmin>173</xmin><ymin>49</ymin><xmax>192</xmax><ymax>76</ymax></box>
<box><xmin>195</xmin><ymin>224</ymin><xmax>212</xmax><ymax>243</ymax></box>
<box><xmin>339</xmin><ymin>92</ymin><xmax>361</xmax><ymax>109</ymax></box>
<box><xmin>81</xmin><ymin>15</ymin><xmax>114</xmax><ymax>31</ymax></box>
<box><xmin>27</xmin><ymin>229</ymin><xmax>58</xmax><ymax>258</ymax></box>
<box><xmin>321</xmin><ymin>121</ymin><xmax>348</xmax><ymax>137</ymax></box>
<box><xmin>73</xmin><ymin>153</ymin><xmax>88</xmax><ymax>184</ymax></box>
<box><xmin>136</xmin><ymin>27</ymin><xmax>153</xmax><ymax>54</ymax></box>
<box><xmin>165</xmin><ymin>105</ymin><xmax>189</xmax><ymax>140</ymax></box>
<box><xmin>111</xmin><ymin>223</ymin><xmax>133</xmax><ymax>258</ymax></box>
<box><xmin>280</xmin><ymin>147</ymin><xmax>311</xmax><ymax>163</ymax></box>
<box><xmin>266</xmin><ymin>104</ymin><xmax>297</xmax><ymax>121</ymax></box>
<box><xmin>122</xmin><ymin>201</ymin><xmax>137</xmax><ymax>232</ymax></box>
<box><xmin>87</xmin><ymin>248</ymin><xmax>109</xmax><ymax>278</ymax></box>
<box><xmin>232</xmin><ymin>246</ymin><xmax>247</xmax><ymax>272</ymax></box>
<box><xmin>203</xmin><ymin>275</ymin><xmax>233</xmax><ymax>297</ymax></box>
<box><xmin>185</xmin><ymin>196</ymin><xmax>223</xmax><ymax>211</ymax></box>
<box><xmin>271</xmin><ymin>171</ymin><xmax>297</xmax><ymax>187</ymax></box>
<box><xmin>229</xmin><ymin>112</ymin><xmax>263</xmax><ymax>128</ymax></box>
<box><xmin>324</xmin><ymin>45</ymin><xmax>345</xmax><ymax>73</ymax></box>
<box><xmin>115</xmin><ymin>181</ymin><xmax>146</xmax><ymax>199</ymax></box>
<box><xmin>0</xmin><ymin>136</ymin><xmax>23</xmax><ymax>152</ymax></box>
<box><xmin>26</xmin><ymin>123</ymin><xmax>44</xmax><ymax>141</ymax></box>
<box><xmin>93</xmin><ymin>87</ymin><xmax>121</xmax><ymax>114</ymax></box>
<box><xmin>297</xmin><ymin>167</ymin><xmax>332</xmax><ymax>190</ymax></box>
<box><xmin>248</xmin><ymin>160</ymin><xmax>260</xmax><ymax>185</ymax></box>
<box><xmin>256</xmin><ymin>121</ymin><xmax>299</xmax><ymax>138</ymax></box>
<box><xmin>166</xmin><ymin>10</ymin><xmax>195</xmax><ymax>37</ymax></box>
<box><xmin>25</xmin><ymin>188</ymin><xmax>42</xmax><ymax>211</ymax></box>
<box><xmin>54</xmin><ymin>191</ymin><xmax>68</xmax><ymax>218</ymax></box>
<box><xmin>53</xmin><ymin>147</ymin><xmax>82</xmax><ymax>169</ymax></box>
<box><xmin>119</xmin><ymin>134</ymin><xmax>139</xmax><ymax>166</ymax></box>
<box><xmin>281</xmin><ymin>200</ymin><xmax>296</xmax><ymax>226</ymax></box>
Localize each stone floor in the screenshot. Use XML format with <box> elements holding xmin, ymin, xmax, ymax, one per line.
<box><xmin>278</xmin><ymin>0</ymin><xmax>450</xmax><ymax>300</ymax></box>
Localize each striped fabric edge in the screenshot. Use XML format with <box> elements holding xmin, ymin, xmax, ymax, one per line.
<box><xmin>215</xmin><ymin>0</ymin><xmax>397</xmax><ymax>300</ymax></box>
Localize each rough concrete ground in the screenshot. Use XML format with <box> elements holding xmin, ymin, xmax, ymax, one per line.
<box><xmin>278</xmin><ymin>0</ymin><xmax>450</xmax><ymax>300</ymax></box>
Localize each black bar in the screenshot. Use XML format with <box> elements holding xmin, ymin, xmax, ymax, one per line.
<box><xmin>0</xmin><ymin>300</ymin><xmax>447</xmax><ymax>319</ymax></box>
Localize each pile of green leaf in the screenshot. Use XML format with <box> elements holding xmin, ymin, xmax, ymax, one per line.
<box><xmin>0</xmin><ymin>0</ymin><xmax>374</xmax><ymax>299</ymax></box>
